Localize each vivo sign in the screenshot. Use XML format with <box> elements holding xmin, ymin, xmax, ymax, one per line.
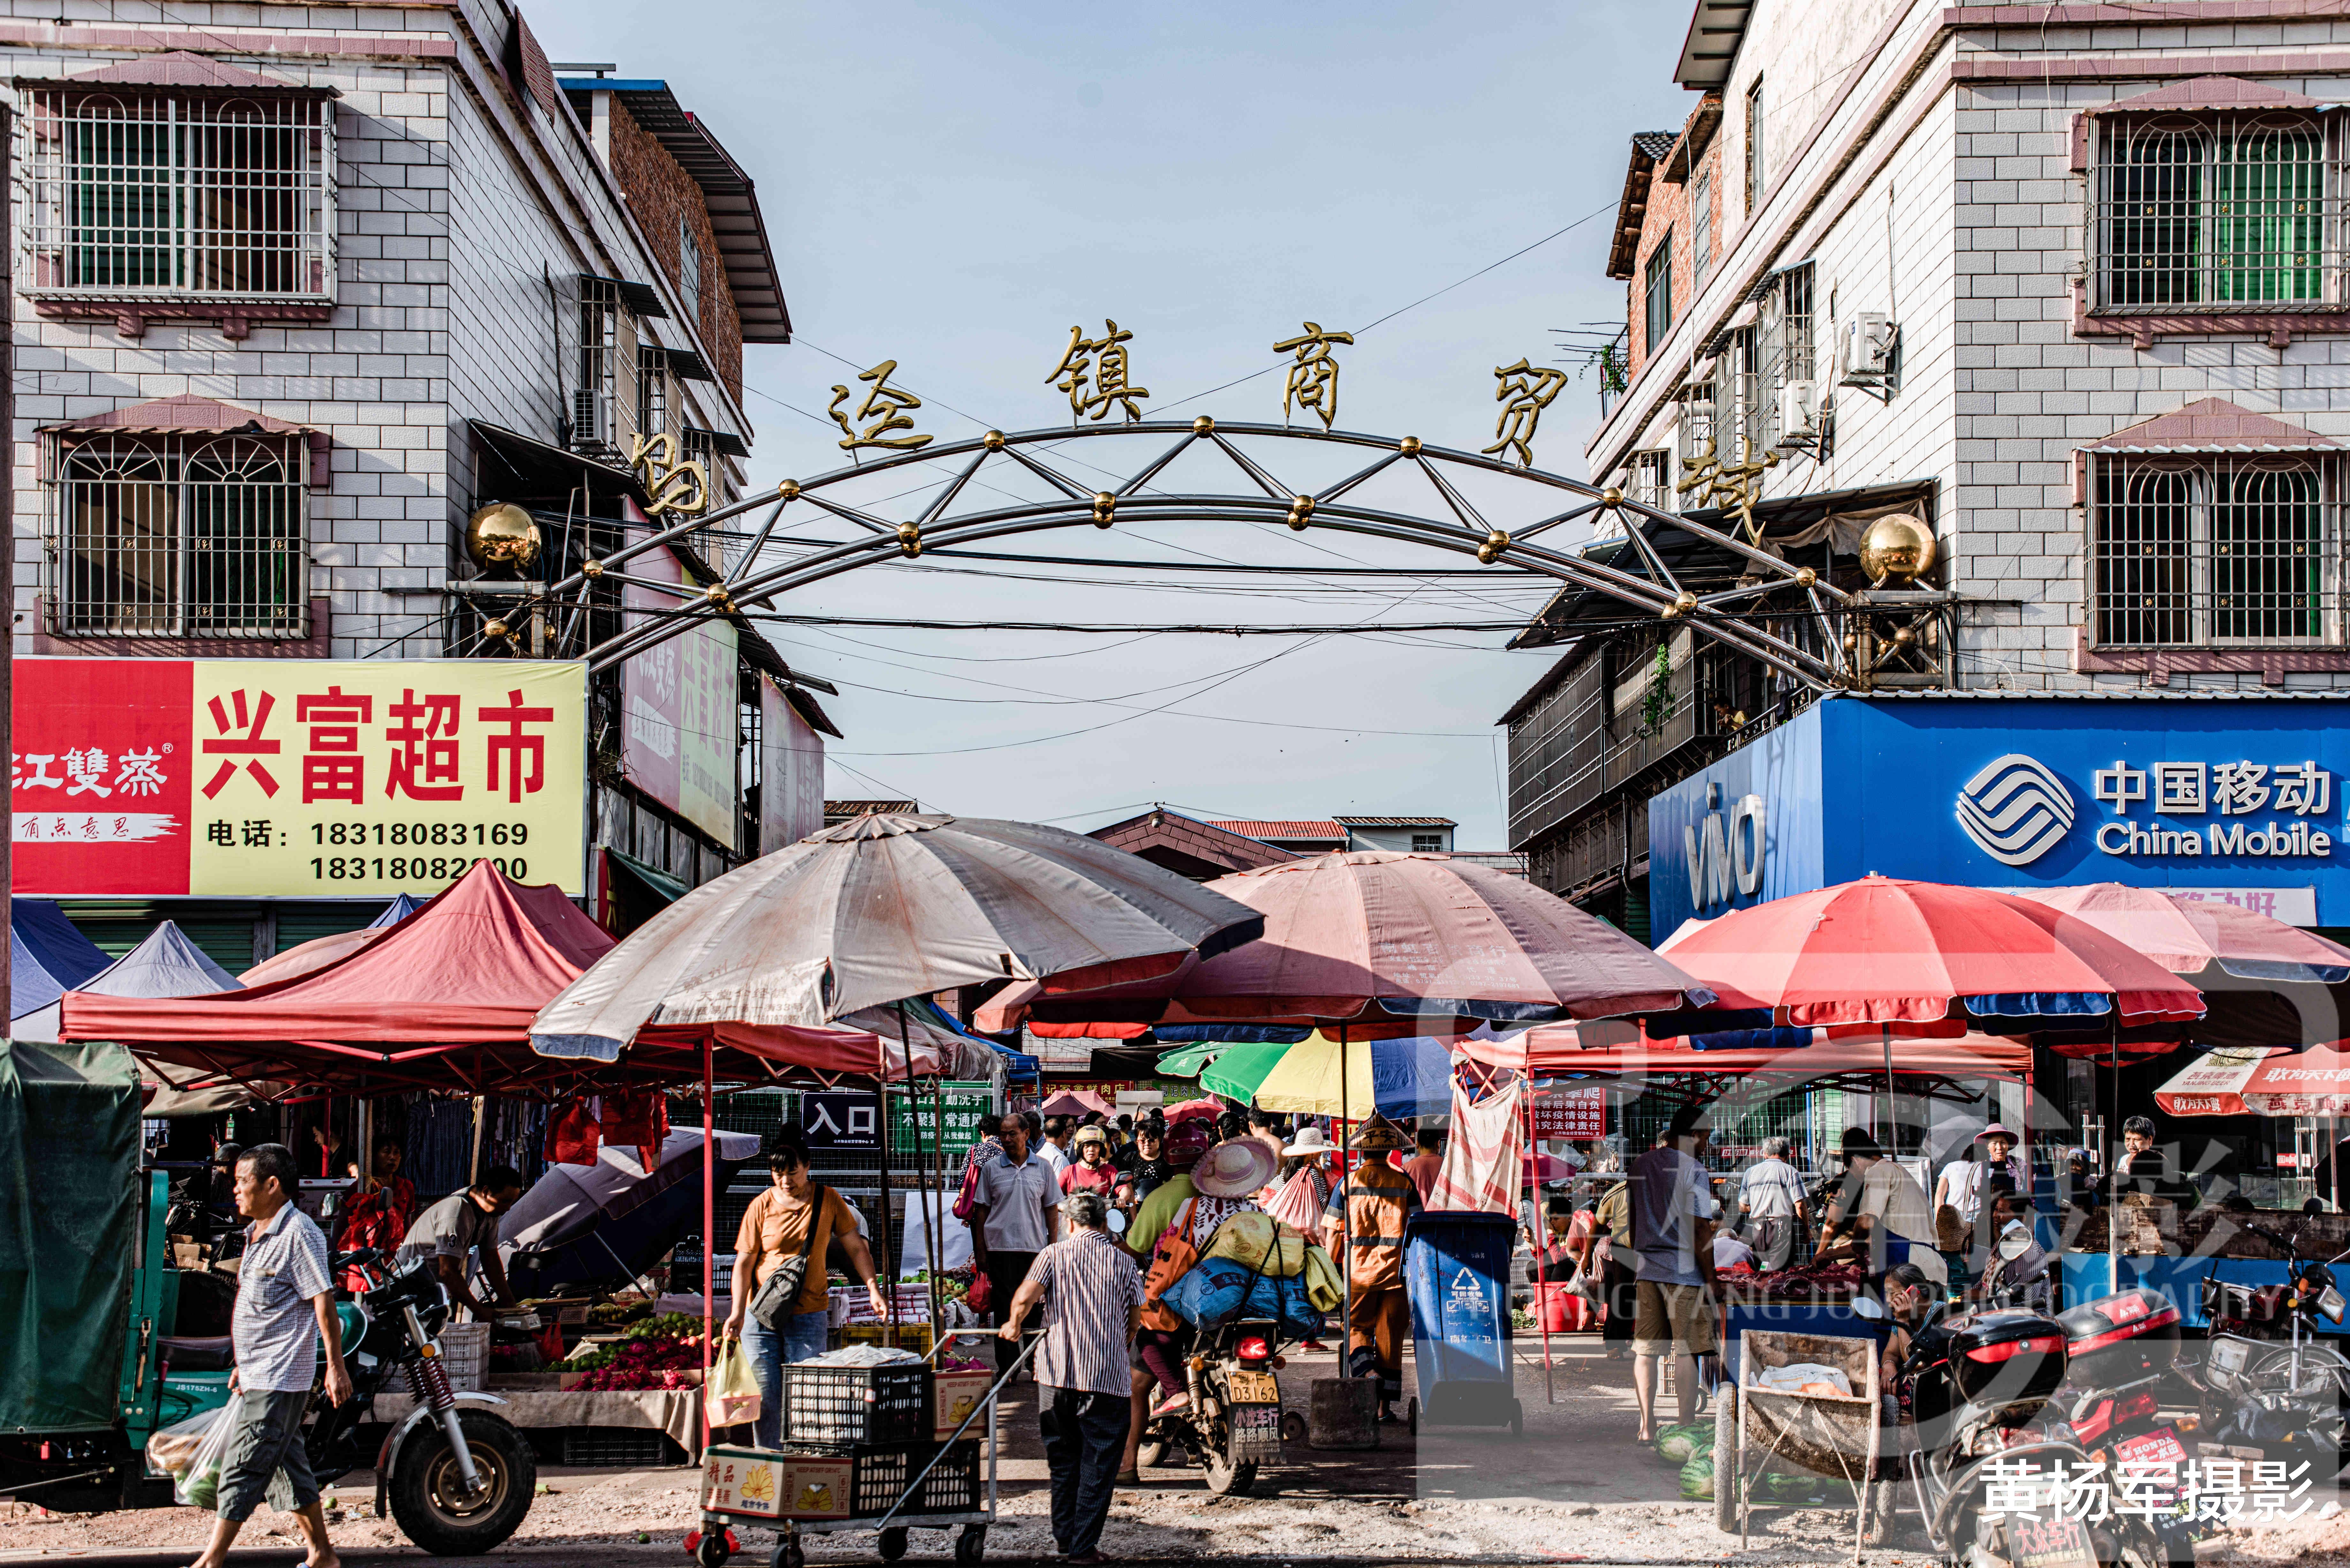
<box><xmin>1682</xmin><ymin>781</ymin><xmax>1766</xmax><ymax>910</ymax></box>
<box><xmin>1645</xmin><ymin>697</ymin><xmax>2350</xmax><ymax>927</ymax></box>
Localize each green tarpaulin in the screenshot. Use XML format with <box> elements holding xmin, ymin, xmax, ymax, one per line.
<box><xmin>0</xmin><ymin>1039</ymin><xmax>139</xmax><ymax>1432</ymax></box>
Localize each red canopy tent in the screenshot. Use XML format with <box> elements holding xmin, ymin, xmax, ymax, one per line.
<box><xmin>60</xmin><ymin>859</ymin><xmax>896</xmax><ymax>1099</ymax></box>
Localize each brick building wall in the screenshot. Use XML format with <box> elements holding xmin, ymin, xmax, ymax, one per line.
<box><xmin>606</xmin><ymin>97</ymin><xmax>744</xmax><ymax>402</ymax></box>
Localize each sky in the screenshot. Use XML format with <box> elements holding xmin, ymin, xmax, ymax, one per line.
<box><xmin>533</xmin><ymin>2</ymin><xmax>1697</xmax><ymax>847</ymax></box>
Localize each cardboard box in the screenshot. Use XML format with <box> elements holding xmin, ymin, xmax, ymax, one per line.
<box><xmin>704</xmin><ymin>1448</ymin><xmax>857</xmax><ymax>1521</ymax></box>
<box><xmin>933</xmin><ymin>1369</ymin><xmax>994</xmax><ymax>1441</ymax></box>
<box><xmin>841</xmin><ymin>1323</ymin><xmax>932</xmax><ymax>1356</ymax></box>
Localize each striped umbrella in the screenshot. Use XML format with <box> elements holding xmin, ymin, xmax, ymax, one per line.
<box><xmin>1250</xmin><ymin>1031</ymin><xmax>1455</xmax><ymax>1119</ymax></box>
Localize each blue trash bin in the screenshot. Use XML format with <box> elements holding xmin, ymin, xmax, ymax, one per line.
<box><xmin>1403</xmin><ymin>1210</ymin><xmax>1523</xmax><ymax>1436</ymax></box>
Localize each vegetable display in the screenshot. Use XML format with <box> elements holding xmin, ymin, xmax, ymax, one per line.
<box><xmin>564</xmin><ymin>1313</ymin><xmax>712</xmax><ymax>1391</ymax></box>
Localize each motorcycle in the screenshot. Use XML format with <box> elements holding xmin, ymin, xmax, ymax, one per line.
<box><xmin>2185</xmin><ymin>1225</ymin><xmax>2349</xmax><ymax>1470</ymax></box>
<box><xmin>2052</xmin><ymin>1287</ymin><xmax>2197</xmax><ymax>1568</ymax></box>
<box><xmin>1869</xmin><ymin>1293</ymin><xmax>2173</xmax><ymax>1568</ymax></box>
<box><xmin>305</xmin><ymin>1248</ymin><xmax>537</xmax><ymax>1555</ymax></box>
<box><xmin>1133</xmin><ymin>1312</ymin><xmax>1290</xmax><ymax>1497</ymax></box>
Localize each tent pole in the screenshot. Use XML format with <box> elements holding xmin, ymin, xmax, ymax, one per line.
<box><xmin>701</xmin><ymin>1034</ymin><xmax>713</xmax><ymax>1460</ymax></box>
<box><xmin>1339</xmin><ymin>1022</ymin><xmax>1352</xmax><ymax>1373</ymax></box>
<box><xmin>933</xmin><ymin>1035</ymin><xmax>950</xmax><ymax>1338</ymax></box>
<box><xmin>878</xmin><ymin>1022</ymin><xmax>896</xmax><ymax>1337</ymax></box>
<box><xmin>1528</xmin><ymin>1077</ymin><xmax>1553</xmax><ymax>1403</ymax></box>
<box><xmin>2109</xmin><ymin>1008</ymin><xmax>2121</xmax><ymax>1291</ymax></box>
<box><xmin>896</xmin><ymin>1000</ymin><xmax>931</xmax><ymax>1343</ymax></box>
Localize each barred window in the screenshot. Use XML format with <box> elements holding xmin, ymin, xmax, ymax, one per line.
<box><xmin>1644</xmin><ymin>236</ymin><xmax>1674</xmax><ymax>352</ymax></box>
<box><xmin>2091</xmin><ymin>455</ymin><xmax>2336</xmax><ymax>647</ymax></box>
<box><xmin>23</xmin><ymin>90</ymin><xmax>333</xmax><ymax>299</ymax></box>
<box><xmin>2092</xmin><ymin>116</ymin><xmax>2338</xmax><ymax>312</ymax></box>
<box><xmin>1627</xmin><ymin>449</ymin><xmax>1671</xmax><ymax>512</ymax></box>
<box><xmin>573</xmin><ymin>277</ymin><xmax>643</xmax><ymax>460</ymax></box>
<box><xmin>51</xmin><ymin>435</ymin><xmax>309</xmax><ymax>637</ymax></box>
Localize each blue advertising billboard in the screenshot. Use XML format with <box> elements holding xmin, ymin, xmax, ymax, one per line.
<box><xmin>1648</xmin><ymin>695</ymin><xmax>2350</xmax><ymax>931</ymax></box>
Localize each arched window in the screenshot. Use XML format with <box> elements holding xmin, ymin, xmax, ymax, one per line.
<box><xmin>2093</xmin><ymin>456</ymin><xmax>2332</xmax><ymax>647</ymax></box>
<box><xmin>55</xmin><ymin>434</ymin><xmax>308</xmax><ymax>637</ymax></box>
<box><xmin>2095</xmin><ymin>114</ymin><xmax>2334</xmax><ymax>310</ymax></box>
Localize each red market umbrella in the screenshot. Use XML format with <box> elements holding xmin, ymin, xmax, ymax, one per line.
<box><xmin>1164</xmin><ymin>1098</ymin><xmax>1223</xmax><ymax>1123</ymax></box>
<box><xmin>1040</xmin><ymin>1088</ymin><xmax>1115</xmax><ymax>1119</ymax></box>
<box><xmin>1656</xmin><ymin>876</ymin><xmax>2206</xmax><ymax>1035</ymax></box>
<box><xmin>2237</xmin><ymin>1045</ymin><xmax>2350</xmax><ymax>1117</ymax></box>
<box><xmin>2014</xmin><ymin>884</ymin><xmax>2350</xmax><ymax>1050</ymax></box>
<box><xmin>2154</xmin><ymin>1047</ymin><xmax>2285</xmax><ymax>1117</ymax></box>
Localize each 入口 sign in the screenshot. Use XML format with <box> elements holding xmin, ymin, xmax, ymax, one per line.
<box><xmin>12</xmin><ymin>658</ymin><xmax>586</xmax><ymax>897</ymax></box>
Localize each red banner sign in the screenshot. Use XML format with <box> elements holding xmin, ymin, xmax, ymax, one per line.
<box><xmin>1533</xmin><ymin>1088</ymin><xmax>1607</xmax><ymax>1139</ymax></box>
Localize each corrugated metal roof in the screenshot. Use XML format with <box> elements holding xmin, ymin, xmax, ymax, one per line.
<box><xmin>1331</xmin><ymin>816</ymin><xmax>1457</xmax><ymax>827</ymax></box>
<box><xmin>1207</xmin><ymin>820</ymin><xmax>1347</xmax><ymax>841</ymax></box>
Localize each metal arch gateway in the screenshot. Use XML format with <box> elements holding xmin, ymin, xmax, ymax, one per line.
<box><xmin>496</xmin><ymin>419</ymin><xmax>1865</xmax><ymax>690</ymax></box>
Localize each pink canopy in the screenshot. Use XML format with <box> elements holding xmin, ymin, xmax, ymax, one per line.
<box><xmin>1040</xmin><ymin>1088</ymin><xmax>1115</xmax><ymax>1118</ymax></box>
<box><xmin>1658</xmin><ymin>876</ymin><xmax>2206</xmax><ymax>1034</ymax></box>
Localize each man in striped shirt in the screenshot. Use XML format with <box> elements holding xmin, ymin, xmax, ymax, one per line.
<box><xmin>999</xmin><ymin>1191</ymin><xmax>1142</xmax><ymax>1566</ymax></box>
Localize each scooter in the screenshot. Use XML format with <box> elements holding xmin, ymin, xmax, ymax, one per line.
<box><xmin>306</xmin><ymin>1248</ymin><xmax>537</xmax><ymax>1555</ymax></box>
<box><xmin>1133</xmin><ymin>1312</ymin><xmax>1289</xmax><ymax>1497</ymax></box>
<box><xmin>2052</xmin><ymin>1287</ymin><xmax>2197</xmax><ymax>1568</ymax></box>
<box><xmin>1866</xmin><ymin>1292</ymin><xmax>2173</xmax><ymax>1568</ymax></box>
<box><xmin>2186</xmin><ymin>1227</ymin><xmax>2348</xmax><ymax>1470</ymax></box>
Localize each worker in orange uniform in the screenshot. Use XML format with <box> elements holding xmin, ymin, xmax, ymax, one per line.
<box><xmin>1320</xmin><ymin>1114</ymin><xmax>1421</xmax><ymax>1424</ymax></box>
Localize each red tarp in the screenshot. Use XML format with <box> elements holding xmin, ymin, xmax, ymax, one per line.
<box><xmin>59</xmin><ymin>858</ymin><xmax>891</xmax><ymax>1097</ymax></box>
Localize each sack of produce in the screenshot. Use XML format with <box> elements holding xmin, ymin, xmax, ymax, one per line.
<box><xmin>171</xmin><ymin>1404</ymin><xmax>238</xmax><ymax>1510</ymax></box>
<box><xmin>1205</xmin><ymin>1211</ymin><xmax>1308</xmax><ymax>1277</ymax></box>
<box><xmin>1755</xmin><ymin>1361</ymin><xmax>1853</xmax><ymax>1397</ymax></box>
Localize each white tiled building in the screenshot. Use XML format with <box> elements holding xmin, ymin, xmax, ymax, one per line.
<box><xmin>0</xmin><ymin>2</ymin><xmax>783</xmax><ymax>663</ymax></box>
<box><xmin>1506</xmin><ymin>0</ymin><xmax>2350</xmax><ymax>917</ymax></box>
<box><xmin>1583</xmin><ymin>0</ymin><xmax>2350</xmax><ymax>694</ymax></box>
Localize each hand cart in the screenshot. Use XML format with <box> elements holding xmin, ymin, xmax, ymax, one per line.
<box><xmin>689</xmin><ymin>1332</ymin><xmax>1027</xmax><ymax>1568</ymax></box>
<box><xmin>1711</xmin><ymin>1328</ymin><xmax>1895</xmax><ymax>1563</ymax></box>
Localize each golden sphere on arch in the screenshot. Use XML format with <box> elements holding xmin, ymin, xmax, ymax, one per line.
<box><xmin>465</xmin><ymin>502</ymin><xmax>539</xmax><ymax>570</ymax></box>
<box><xmin>1858</xmin><ymin>515</ymin><xmax>1937</xmax><ymax>585</ymax></box>
<box><xmin>1191</xmin><ymin>416</ymin><xmax>1215</xmax><ymax>435</ymax></box>
<box><xmin>982</xmin><ymin>430</ymin><xmax>1006</xmax><ymax>451</ymax></box>
<box><xmin>1793</xmin><ymin>566</ymin><xmax>1816</xmax><ymax>587</ymax></box>
<box><xmin>482</xmin><ymin>618</ymin><xmax>510</xmax><ymax>641</ymax></box>
<box><xmin>1601</xmin><ymin>486</ymin><xmax>1624</xmax><ymax>507</ymax></box>
<box><xmin>778</xmin><ymin>479</ymin><xmax>801</xmax><ymax>501</ymax></box>
<box><xmin>1399</xmin><ymin>436</ymin><xmax>1422</xmax><ymax>456</ymax></box>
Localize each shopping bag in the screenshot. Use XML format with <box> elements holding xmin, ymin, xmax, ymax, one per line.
<box><xmin>704</xmin><ymin>1337</ymin><xmax>762</xmax><ymax>1430</ymax></box>
<box><xmin>145</xmin><ymin>1406</ymin><xmax>223</xmax><ymax>1479</ymax></box>
<box><xmin>963</xmin><ymin>1268</ymin><xmax>992</xmax><ymax>1317</ymax></box>
<box><xmin>1263</xmin><ymin>1168</ymin><xmax>1324</xmax><ymax>1233</ymax></box>
<box><xmin>171</xmin><ymin>1402</ymin><xmax>238</xmax><ymax>1510</ymax></box>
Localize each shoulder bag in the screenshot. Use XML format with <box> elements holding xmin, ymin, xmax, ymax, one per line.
<box><xmin>1139</xmin><ymin>1197</ymin><xmax>1201</xmax><ymax>1333</ymax></box>
<box><xmin>750</xmin><ymin>1184</ymin><xmax>829</xmax><ymax>1331</ymax></box>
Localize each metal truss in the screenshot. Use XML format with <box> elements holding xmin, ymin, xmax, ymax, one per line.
<box><xmin>480</xmin><ymin>420</ymin><xmax>1865</xmax><ymax>690</ymax></box>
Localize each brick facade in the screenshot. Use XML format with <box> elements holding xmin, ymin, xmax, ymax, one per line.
<box><xmin>606</xmin><ymin>96</ymin><xmax>744</xmax><ymax>402</ymax></box>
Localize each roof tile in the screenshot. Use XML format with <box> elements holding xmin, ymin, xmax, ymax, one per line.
<box><xmin>2084</xmin><ymin>396</ymin><xmax>2340</xmax><ymax>453</ymax></box>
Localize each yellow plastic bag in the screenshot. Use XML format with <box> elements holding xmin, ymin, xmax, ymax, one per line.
<box><xmin>1204</xmin><ymin>1211</ymin><xmax>1307</xmax><ymax>1277</ymax></box>
<box><xmin>704</xmin><ymin>1336</ymin><xmax>762</xmax><ymax>1430</ymax></box>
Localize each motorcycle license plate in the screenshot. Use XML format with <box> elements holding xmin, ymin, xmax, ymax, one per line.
<box><xmin>2113</xmin><ymin>1426</ymin><xmax>2189</xmax><ymax>1507</ymax></box>
<box><xmin>2008</xmin><ymin>1514</ymin><xmax>2099</xmax><ymax>1568</ymax></box>
<box><xmin>1226</xmin><ymin>1371</ymin><xmax>1280</xmax><ymax>1404</ymax></box>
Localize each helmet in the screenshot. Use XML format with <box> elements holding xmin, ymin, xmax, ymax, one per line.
<box><xmin>1163</xmin><ymin>1119</ymin><xmax>1213</xmax><ymax>1171</ymax></box>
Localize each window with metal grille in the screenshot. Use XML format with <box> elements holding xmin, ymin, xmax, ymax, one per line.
<box><xmin>1745</xmin><ymin>77</ymin><xmax>1766</xmax><ymax>214</ymax></box>
<box><xmin>573</xmin><ymin>278</ymin><xmax>642</xmax><ymax>459</ymax></box>
<box><xmin>637</xmin><ymin>346</ymin><xmax>675</xmax><ymax>440</ymax></box>
<box><xmin>1746</xmin><ymin>264</ymin><xmax>1815</xmax><ymax>454</ymax></box>
<box><xmin>2091</xmin><ymin>116</ymin><xmax>2338</xmax><ymax>312</ymax></box>
<box><xmin>1692</xmin><ymin>171</ymin><xmax>1713</xmax><ymax>286</ymax></box>
<box><xmin>678</xmin><ymin>217</ymin><xmax>703</xmax><ymax>313</ymax></box>
<box><xmin>49</xmin><ymin>434</ymin><xmax>309</xmax><ymax>637</ymax></box>
<box><xmin>1411</xmin><ymin>833</ymin><xmax>1445</xmax><ymax>852</ymax></box>
<box><xmin>2091</xmin><ymin>455</ymin><xmax>2336</xmax><ymax>647</ymax></box>
<box><xmin>1676</xmin><ymin>375</ymin><xmax>1716</xmax><ymax>477</ymax></box>
<box><xmin>22</xmin><ymin>90</ymin><xmax>333</xmax><ymax>300</ymax></box>
<box><xmin>1644</xmin><ymin>236</ymin><xmax>1674</xmax><ymax>353</ymax></box>
<box><xmin>1627</xmin><ymin>449</ymin><xmax>1671</xmax><ymax>512</ymax></box>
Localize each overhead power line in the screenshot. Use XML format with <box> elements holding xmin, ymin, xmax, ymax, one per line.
<box><xmin>741</xmin><ymin>613</ymin><xmax>1533</xmax><ymax>636</ymax></box>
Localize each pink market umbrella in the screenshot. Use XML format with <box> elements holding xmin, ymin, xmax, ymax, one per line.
<box><xmin>2238</xmin><ymin>1045</ymin><xmax>2350</xmax><ymax>1117</ymax></box>
<box><xmin>2014</xmin><ymin>884</ymin><xmax>2350</xmax><ymax>1050</ymax></box>
<box><xmin>1164</xmin><ymin>1098</ymin><xmax>1223</xmax><ymax>1124</ymax></box>
<box><xmin>2155</xmin><ymin>1047</ymin><xmax>2285</xmax><ymax>1117</ymax></box>
<box><xmin>1040</xmin><ymin>1088</ymin><xmax>1115</xmax><ymax>1119</ymax></box>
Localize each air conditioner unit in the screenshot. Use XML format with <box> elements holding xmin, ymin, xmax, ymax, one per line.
<box><xmin>1837</xmin><ymin>313</ymin><xmax>1896</xmax><ymax>388</ymax></box>
<box><xmin>1781</xmin><ymin>379</ymin><xmax>1820</xmax><ymax>438</ymax></box>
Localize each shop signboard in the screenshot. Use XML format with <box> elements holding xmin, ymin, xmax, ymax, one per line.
<box><xmin>758</xmin><ymin>678</ymin><xmax>824</xmax><ymax>855</ymax></box>
<box><xmin>11</xmin><ymin>657</ymin><xmax>586</xmax><ymax>897</ymax></box>
<box><xmin>802</xmin><ymin>1090</ymin><xmax>880</xmax><ymax>1150</ymax></box>
<box><xmin>1533</xmin><ymin>1087</ymin><xmax>1606</xmax><ymax>1139</ymax></box>
<box><xmin>1651</xmin><ymin>694</ymin><xmax>2350</xmax><ymax>926</ymax></box>
<box><xmin>622</xmin><ymin>539</ymin><xmax>739</xmax><ymax>850</ymax></box>
<box><xmin>887</xmin><ymin>1081</ymin><xmax>995</xmax><ymax>1158</ymax></box>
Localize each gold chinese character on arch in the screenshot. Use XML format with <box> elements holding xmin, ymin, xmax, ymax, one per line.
<box><xmin>1047</xmin><ymin>320</ymin><xmax>1151</xmax><ymax>423</ymax></box>
<box><xmin>1482</xmin><ymin>358</ymin><xmax>1569</xmax><ymax>468</ymax></box>
<box><xmin>628</xmin><ymin>431</ymin><xmax>709</xmax><ymax>519</ymax></box>
<box><xmin>1675</xmin><ymin>437</ymin><xmax>1780</xmax><ymax>542</ymax></box>
<box><xmin>828</xmin><ymin>359</ymin><xmax>935</xmax><ymax>456</ymax></box>
<box><xmin>1273</xmin><ymin>321</ymin><xmax>1355</xmax><ymax>431</ymax></box>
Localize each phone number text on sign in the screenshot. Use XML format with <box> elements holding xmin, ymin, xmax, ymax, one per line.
<box><xmin>11</xmin><ymin>659</ymin><xmax>587</xmax><ymax>897</ymax></box>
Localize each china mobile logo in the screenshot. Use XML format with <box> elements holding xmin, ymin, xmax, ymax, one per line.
<box><xmin>1956</xmin><ymin>754</ymin><xmax>2077</xmax><ymax>867</ymax></box>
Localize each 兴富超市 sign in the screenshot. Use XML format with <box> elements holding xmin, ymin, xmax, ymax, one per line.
<box><xmin>11</xmin><ymin>658</ymin><xmax>586</xmax><ymax>897</ymax></box>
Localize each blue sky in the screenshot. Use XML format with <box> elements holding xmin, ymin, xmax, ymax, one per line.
<box><xmin>534</xmin><ymin>2</ymin><xmax>1695</xmax><ymax>846</ymax></box>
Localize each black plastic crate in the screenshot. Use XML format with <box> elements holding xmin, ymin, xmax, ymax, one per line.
<box><xmin>559</xmin><ymin>1427</ymin><xmax>687</xmax><ymax>1467</ymax></box>
<box><xmin>845</xmin><ymin>1440</ymin><xmax>981</xmax><ymax>1517</ymax></box>
<box><xmin>782</xmin><ymin>1362</ymin><xmax>932</xmax><ymax>1447</ymax></box>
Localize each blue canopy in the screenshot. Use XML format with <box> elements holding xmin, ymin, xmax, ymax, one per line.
<box><xmin>17</xmin><ymin>920</ymin><xmax>241</xmax><ymax>1044</ymax></box>
<box><xmin>367</xmin><ymin>893</ymin><xmax>426</xmax><ymax>928</ymax></box>
<box><xmin>1369</xmin><ymin>1033</ymin><xmax>1456</xmax><ymax>1119</ymax></box>
<box><xmin>9</xmin><ymin>901</ymin><xmax>109</xmax><ymax>1021</ymax></box>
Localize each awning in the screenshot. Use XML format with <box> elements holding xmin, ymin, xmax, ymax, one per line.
<box><xmin>468</xmin><ymin>420</ymin><xmax>647</xmax><ymax>510</ymax></box>
<box><xmin>2154</xmin><ymin>1047</ymin><xmax>2283</xmax><ymax>1117</ymax></box>
<box><xmin>607</xmin><ymin>846</ymin><xmax>691</xmax><ymax>905</ymax></box>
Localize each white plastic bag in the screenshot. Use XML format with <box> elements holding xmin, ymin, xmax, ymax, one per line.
<box><xmin>1754</xmin><ymin>1361</ymin><xmax>1853</xmax><ymax>1397</ymax></box>
<box><xmin>144</xmin><ymin>1407</ymin><xmax>220</xmax><ymax>1478</ymax></box>
<box><xmin>171</xmin><ymin>1403</ymin><xmax>238</xmax><ymax>1509</ymax></box>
